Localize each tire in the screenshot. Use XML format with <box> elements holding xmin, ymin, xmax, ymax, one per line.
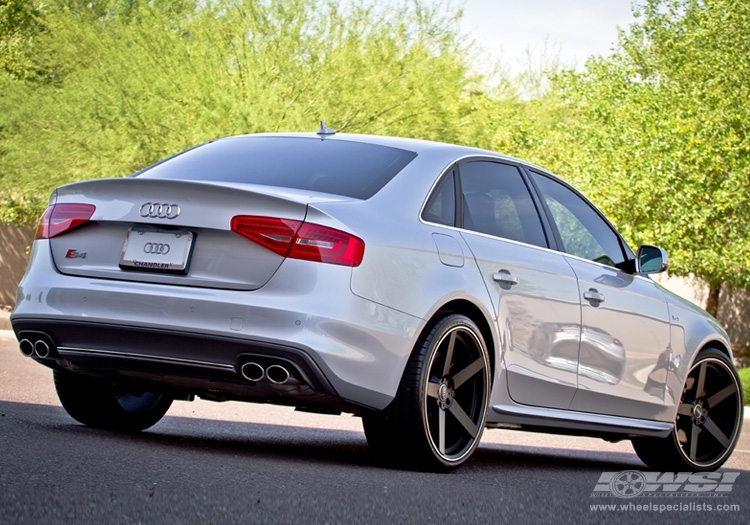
<box><xmin>54</xmin><ymin>370</ymin><xmax>173</xmax><ymax>432</ymax></box>
<box><xmin>362</xmin><ymin>314</ymin><xmax>491</xmax><ymax>471</ymax></box>
<box><xmin>632</xmin><ymin>348</ymin><xmax>743</xmax><ymax>471</ymax></box>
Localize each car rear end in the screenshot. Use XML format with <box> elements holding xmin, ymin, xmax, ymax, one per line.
<box><xmin>11</xmin><ymin>134</ymin><xmax>425</xmax><ymax>412</ymax></box>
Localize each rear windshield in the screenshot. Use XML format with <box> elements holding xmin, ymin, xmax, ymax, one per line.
<box><xmin>136</xmin><ymin>136</ymin><xmax>417</xmax><ymax>199</ymax></box>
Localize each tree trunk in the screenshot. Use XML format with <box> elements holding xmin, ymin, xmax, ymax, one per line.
<box><xmin>705</xmin><ymin>281</ymin><xmax>721</xmax><ymax>318</ymax></box>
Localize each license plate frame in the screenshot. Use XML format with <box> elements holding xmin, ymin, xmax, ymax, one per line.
<box><xmin>119</xmin><ymin>228</ymin><xmax>195</xmax><ymax>274</ymax></box>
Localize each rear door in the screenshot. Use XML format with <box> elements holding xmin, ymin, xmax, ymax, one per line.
<box><xmin>457</xmin><ymin>160</ymin><xmax>582</xmax><ymax>410</ymax></box>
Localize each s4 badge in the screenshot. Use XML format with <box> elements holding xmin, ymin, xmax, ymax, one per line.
<box><xmin>65</xmin><ymin>249</ymin><xmax>87</xmax><ymax>259</ymax></box>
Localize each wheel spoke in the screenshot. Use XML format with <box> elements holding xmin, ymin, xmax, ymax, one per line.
<box><xmin>688</xmin><ymin>422</ymin><xmax>700</xmax><ymax>461</ymax></box>
<box><xmin>442</xmin><ymin>331</ymin><xmax>457</xmax><ymax>376</ymax></box>
<box><xmin>452</xmin><ymin>357</ymin><xmax>485</xmax><ymax>389</ymax></box>
<box><xmin>703</xmin><ymin>416</ymin><xmax>731</xmax><ymax>449</ymax></box>
<box><xmin>420</xmin><ymin>321</ymin><xmax>489</xmax><ymax>464</ymax></box>
<box><xmin>448</xmin><ymin>400</ymin><xmax>478</xmax><ymax>438</ymax></box>
<box><xmin>670</xmin><ymin>356</ymin><xmax>739</xmax><ymax>469</ymax></box>
<box><xmin>438</xmin><ymin>408</ymin><xmax>446</xmax><ymax>454</ymax></box>
<box><xmin>426</xmin><ymin>381</ymin><xmax>440</xmax><ymax>399</ymax></box>
<box><xmin>694</xmin><ymin>362</ymin><xmax>707</xmax><ymax>397</ymax></box>
<box><xmin>706</xmin><ymin>384</ymin><xmax>737</xmax><ymax>408</ymax></box>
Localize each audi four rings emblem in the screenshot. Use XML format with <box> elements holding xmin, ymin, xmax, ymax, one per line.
<box><xmin>139</xmin><ymin>202</ymin><xmax>181</xmax><ymax>219</ymax></box>
<box><xmin>143</xmin><ymin>242</ymin><xmax>171</xmax><ymax>255</ymax></box>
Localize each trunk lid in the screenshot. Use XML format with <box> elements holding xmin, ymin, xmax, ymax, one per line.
<box><xmin>47</xmin><ymin>178</ymin><xmax>335</xmax><ymax>290</ymax></box>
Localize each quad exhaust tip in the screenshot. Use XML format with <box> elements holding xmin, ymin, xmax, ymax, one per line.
<box><xmin>240</xmin><ymin>362</ymin><xmax>265</xmax><ymax>382</ymax></box>
<box><xmin>265</xmin><ymin>364</ymin><xmax>291</xmax><ymax>385</ymax></box>
<box><xmin>19</xmin><ymin>339</ymin><xmax>34</xmax><ymax>357</ymax></box>
<box><xmin>34</xmin><ymin>340</ymin><xmax>51</xmax><ymax>359</ymax></box>
<box><xmin>240</xmin><ymin>361</ymin><xmax>291</xmax><ymax>384</ymax></box>
<box><xmin>19</xmin><ymin>338</ymin><xmax>53</xmax><ymax>359</ymax></box>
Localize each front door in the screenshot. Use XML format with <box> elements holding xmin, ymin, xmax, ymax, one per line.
<box><xmin>529</xmin><ymin>171</ymin><xmax>672</xmax><ymax>419</ymax></box>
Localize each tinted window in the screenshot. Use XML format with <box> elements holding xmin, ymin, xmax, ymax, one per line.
<box><xmin>531</xmin><ymin>172</ymin><xmax>625</xmax><ymax>267</ymax></box>
<box><xmin>459</xmin><ymin>161</ymin><xmax>547</xmax><ymax>248</ymax></box>
<box><xmin>137</xmin><ymin>137</ymin><xmax>417</xmax><ymax>200</ymax></box>
<box><xmin>422</xmin><ymin>171</ymin><xmax>455</xmax><ymax>226</ymax></box>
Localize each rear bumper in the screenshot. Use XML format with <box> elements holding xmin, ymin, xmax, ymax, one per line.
<box><xmin>12</xmin><ymin>241</ymin><xmax>425</xmax><ymax>410</ymax></box>
<box><xmin>13</xmin><ymin>318</ymin><xmax>347</xmax><ymax>409</ymax></box>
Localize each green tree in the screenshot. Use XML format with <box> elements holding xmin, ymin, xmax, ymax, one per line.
<box><xmin>0</xmin><ymin>0</ymin><xmax>42</xmax><ymax>80</ymax></box>
<box><xmin>549</xmin><ymin>0</ymin><xmax>750</xmax><ymax>316</ymax></box>
<box><xmin>0</xmin><ymin>0</ymin><xmax>482</xmax><ymax>223</ymax></box>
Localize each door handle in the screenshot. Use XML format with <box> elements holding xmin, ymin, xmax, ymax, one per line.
<box><xmin>583</xmin><ymin>289</ymin><xmax>606</xmax><ymax>303</ymax></box>
<box><xmin>493</xmin><ymin>271</ymin><xmax>518</xmax><ymax>286</ymax></box>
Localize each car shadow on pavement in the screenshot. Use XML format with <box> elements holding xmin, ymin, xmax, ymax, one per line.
<box><xmin>1</xmin><ymin>399</ymin><xmax>651</xmax><ymax>474</ymax></box>
<box><xmin>472</xmin><ymin>442</ymin><xmax>645</xmax><ymax>472</ymax></box>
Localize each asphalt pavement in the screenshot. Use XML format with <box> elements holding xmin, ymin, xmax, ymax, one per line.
<box><xmin>0</xmin><ymin>328</ymin><xmax>748</xmax><ymax>524</ymax></box>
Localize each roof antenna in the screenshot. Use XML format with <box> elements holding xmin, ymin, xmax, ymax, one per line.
<box><xmin>316</xmin><ymin>120</ymin><xmax>336</xmax><ymax>138</ymax></box>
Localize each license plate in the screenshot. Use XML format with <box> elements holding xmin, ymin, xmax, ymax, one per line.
<box><xmin>119</xmin><ymin>228</ymin><xmax>195</xmax><ymax>273</ymax></box>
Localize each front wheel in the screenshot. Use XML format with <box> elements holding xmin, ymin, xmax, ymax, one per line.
<box><xmin>363</xmin><ymin>314</ymin><xmax>491</xmax><ymax>471</ymax></box>
<box><xmin>54</xmin><ymin>370</ymin><xmax>173</xmax><ymax>432</ymax></box>
<box><xmin>632</xmin><ymin>348</ymin><xmax>743</xmax><ymax>471</ymax></box>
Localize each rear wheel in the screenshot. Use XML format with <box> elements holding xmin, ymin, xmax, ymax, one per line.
<box><xmin>363</xmin><ymin>314</ymin><xmax>491</xmax><ymax>471</ymax></box>
<box><xmin>632</xmin><ymin>348</ymin><xmax>743</xmax><ymax>471</ymax></box>
<box><xmin>54</xmin><ymin>370</ymin><xmax>172</xmax><ymax>432</ymax></box>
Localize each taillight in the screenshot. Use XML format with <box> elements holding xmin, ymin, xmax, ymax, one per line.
<box><xmin>35</xmin><ymin>203</ymin><xmax>96</xmax><ymax>239</ymax></box>
<box><xmin>291</xmin><ymin>223</ymin><xmax>365</xmax><ymax>266</ymax></box>
<box><xmin>231</xmin><ymin>215</ymin><xmax>365</xmax><ymax>267</ymax></box>
<box><xmin>230</xmin><ymin>216</ymin><xmax>303</xmax><ymax>257</ymax></box>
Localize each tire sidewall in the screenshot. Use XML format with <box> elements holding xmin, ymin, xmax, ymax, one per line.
<box><xmin>54</xmin><ymin>370</ymin><xmax>172</xmax><ymax>432</ymax></box>
<box><xmin>672</xmin><ymin>349</ymin><xmax>744</xmax><ymax>471</ymax></box>
<box><xmin>418</xmin><ymin>314</ymin><xmax>491</xmax><ymax>468</ymax></box>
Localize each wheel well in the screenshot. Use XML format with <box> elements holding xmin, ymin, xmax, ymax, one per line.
<box><xmin>432</xmin><ymin>300</ymin><xmax>496</xmax><ymax>377</ymax></box>
<box><xmin>699</xmin><ymin>340</ymin><xmax>732</xmax><ymax>360</ymax></box>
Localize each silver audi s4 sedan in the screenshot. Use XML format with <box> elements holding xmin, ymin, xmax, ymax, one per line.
<box><xmin>11</xmin><ymin>128</ymin><xmax>743</xmax><ymax>471</ymax></box>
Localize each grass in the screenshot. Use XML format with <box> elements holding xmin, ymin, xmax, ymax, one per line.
<box><xmin>739</xmin><ymin>367</ymin><xmax>750</xmax><ymax>405</ymax></box>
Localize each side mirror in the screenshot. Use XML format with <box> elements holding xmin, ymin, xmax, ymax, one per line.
<box><xmin>636</xmin><ymin>245</ymin><xmax>669</xmax><ymax>274</ymax></box>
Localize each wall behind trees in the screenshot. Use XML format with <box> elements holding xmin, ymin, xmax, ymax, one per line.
<box><xmin>719</xmin><ymin>287</ymin><xmax>750</xmax><ymax>357</ymax></box>
<box><xmin>655</xmin><ymin>274</ymin><xmax>750</xmax><ymax>357</ymax></box>
<box><xmin>0</xmin><ymin>224</ymin><xmax>34</xmax><ymax>306</ymax></box>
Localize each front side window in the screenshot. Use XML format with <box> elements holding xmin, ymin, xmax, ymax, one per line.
<box><xmin>459</xmin><ymin>161</ymin><xmax>547</xmax><ymax>248</ymax></box>
<box><xmin>531</xmin><ymin>172</ymin><xmax>626</xmax><ymax>267</ymax></box>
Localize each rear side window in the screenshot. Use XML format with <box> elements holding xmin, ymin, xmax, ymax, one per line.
<box><xmin>137</xmin><ymin>137</ymin><xmax>417</xmax><ymax>200</ymax></box>
<box><xmin>459</xmin><ymin>161</ymin><xmax>548</xmax><ymax>248</ymax></box>
<box><xmin>422</xmin><ymin>171</ymin><xmax>456</xmax><ymax>226</ymax></box>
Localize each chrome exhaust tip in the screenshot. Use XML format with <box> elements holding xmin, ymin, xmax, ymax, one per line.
<box><xmin>34</xmin><ymin>340</ymin><xmax>51</xmax><ymax>359</ymax></box>
<box><xmin>266</xmin><ymin>364</ymin><xmax>290</xmax><ymax>385</ymax></box>
<box><xmin>19</xmin><ymin>339</ymin><xmax>34</xmax><ymax>358</ymax></box>
<box><xmin>240</xmin><ymin>362</ymin><xmax>265</xmax><ymax>382</ymax></box>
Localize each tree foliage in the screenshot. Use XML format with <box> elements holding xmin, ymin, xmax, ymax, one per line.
<box><xmin>546</xmin><ymin>0</ymin><xmax>750</xmax><ymax>312</ymax></box>
<box><xmin>0</xmin><ymin>0</ymin><xmax>488</xmax><ymax>223</ymax></box>
<box><xmin>0</xmin><ymin>0</ymin><xmax>43</xmax><ymax>80</ymax></box>
<box><xmin>2</xmin><ymin>0</ymin><xmax>749</xmax><ymax>315</ymax></box>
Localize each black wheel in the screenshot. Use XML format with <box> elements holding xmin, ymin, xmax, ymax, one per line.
<box><xmin>54</xmin><ymin>370</ymin><xmax>173</xmax><ymax>432</ymax></box>
<box><xmin>362</xmin><ymin>314</ymin><xmax>491</xmax><ymax>471</ymax></box>
<box><xmin>632</xmin><ymin>348</ymin><xmax>743</xmax><ymax>471</ymax></box>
